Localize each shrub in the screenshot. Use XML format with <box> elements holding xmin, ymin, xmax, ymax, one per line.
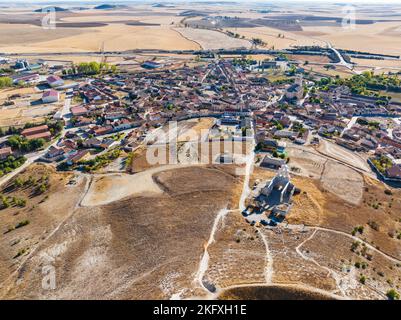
<box><xmin>14</xmin><ymin>248</ymin><xmax>27</xmax><ymax>259</ymax></box>
<box><xmin>15</xmin><ymin>220</ymin><xmax>30</xmax><ymax>229</ymax></box>
<box><xmin>368</xmin><ymin>220</ymin><xmax>380</xmax><ymax>231</ymax></box>
<box><xmin>386</xmin><ymin>289</ymin><xmax>400</xmax><ymax>300</ymax></box>
<box><xmin>384</xmin><ymin>189</ymin><xmax>392</xmax><ymax>196</ymax></box>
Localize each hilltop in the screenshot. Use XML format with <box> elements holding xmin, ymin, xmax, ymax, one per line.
<box><xmin>33</xmin><ymin>7</ymin><xmax>69</xmax><ymax>13</ymax></box>
<box><xmin>94</xmin><ymin>4</ymin><xmax>128</xmax><ymax>10</ymax></box>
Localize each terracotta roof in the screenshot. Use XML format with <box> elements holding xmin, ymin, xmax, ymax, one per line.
<box><xmin>47</xmin><ymin>75</ymin><xmax>62</xmax><ymax>83</ymax></box>
<box><xmin>21</xmin><ymin>125</ymin><xmax>49</xmax><ymax>136</ymax></box>
<box><xmin>26</xmin><ymin>131</ymin><xmax>51</xmax><ymax>140</ymax></box>
<box><xmin>71</xmin><ymin>106</ymin><xmax>88</xmax><ymax>116</ymax></box>
<box><xmin>43</xmin><ymin>89</ymin><xmax>59</xmax><ymax>98</ymax></box>
<box><xmin>0</xmin><ymin>147</ymin><xmax>12</xmax><ymax>156</ymax></box>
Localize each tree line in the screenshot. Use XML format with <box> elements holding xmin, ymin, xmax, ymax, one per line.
<box><xmin>62</xmin><ymin>62</ymin><xmax>117</xmax><ymax>76</ymax></box>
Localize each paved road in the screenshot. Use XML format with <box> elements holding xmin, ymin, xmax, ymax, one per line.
<box><xmin>329</xmin><ymin>46</ymin><xmax>354</xmax><ymax>70</ymax></box>
<box><xmin>0</xmin><ymin>151</ymin><xmax>43</xmax><ymax>187</ymax></box>
<box><xmin>310</xmin><ymin>37</ymin><xmax>355</xmax><ymax>71</ymax></box>
<box><xmin>61</xmin><ymin>97</ymin><xmax>71</xmax><ymax>124</ymax></box>
<box><xmin>0</xmin><ymin>133</ymin><xmax>65</xmax><ymax>188</ymax></box>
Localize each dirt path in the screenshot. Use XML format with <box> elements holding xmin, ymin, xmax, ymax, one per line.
<box><xmin>295</xmin><ymin>229</ymin><xmax>347</xmax><ymax>297</ymax></box>
<box><xmin>193</xmin><ymin>208</ymin><xmax>230</xmax><ymax>295</ymax></box>
<box><xmin>287</xmin><ymin>223</ymin><xmax>401</xmax><ymax>263</ymax></box>
<box><xmin>257</xmin><ymin>229</ymin><xmax>274</xmax><ymax>284</ymax></box>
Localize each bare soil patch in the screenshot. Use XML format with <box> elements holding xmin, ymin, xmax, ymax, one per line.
<box><xmin>321</xmin><ymin>160</ymin><xmax>364</xmax><ymax>206</ymax></box>
<box><xmin>0</xmin><ymin>165</ymin><xmax>243</xmax><ymax>299</ymax></box>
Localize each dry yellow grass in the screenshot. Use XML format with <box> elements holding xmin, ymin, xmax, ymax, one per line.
<box><xmin>302</xmin><ymin>21</ymin><xmax>401</xmax><ymax>56</ymax></box>
<box><xmin>0</xmin><ymin>87</ymin><xmax>64</xmax><ymax>127</ymax></box>
<box><xmin>0</xmin><ymin>24</ymin><xmax>199</xmax><ymax>53</ymax></box>
<box><xmin>225</xmin><ymin>27</ymin><xmax>326</xmax><ymax>50</ymax></box>
<box><xmin>174</xmin><ymin>27</ymin><xmax>250</xmax><ymax>50</ymax></box>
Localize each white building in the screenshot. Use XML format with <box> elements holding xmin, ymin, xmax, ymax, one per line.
<box><xmin>285</xmin><ymin>76</ymin><xmax>303</xmax><ymax>100</ymax></box>
<box><xmin>42</xmin><ymin>89</ymin><xmax>59</xmax><ymax>103</ymax></box>
<box><xmin>47</xmin><ymin>75</ymin><xmax>64</xmax><ymax>88</ymax></box>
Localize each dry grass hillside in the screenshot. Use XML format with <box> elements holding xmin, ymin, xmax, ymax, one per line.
<box><xmin>0</xmin><ymin>165</ymin><xmax>243</xmax><ymax>299</ymax></box>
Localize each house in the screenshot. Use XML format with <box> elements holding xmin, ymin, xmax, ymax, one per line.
<box><xmin>259</xmin><ymin>61</ymin><xmax>280</xmax><ymax>69</ymax></box>
<box><xmin>21</xmin><ymin>125</ymin><xmax>49</xmax><ymax>138</ymax></box>
<box><xmin>0</xmin><ymin>147</ymin><xmax>12</xmax><ymax>160</ymax></box>
<box><xmin>0</xmin><ymin>56</ymin><xmax>10</xmax><ymax>64</ymax></box>
<box><xmin>12</xmin><ymin>73</ymin><xmax>39</xmax><ymax>85</ymax></box>
<box><xmin>63</xmin><ymin>139</ymin><xmax>78</xmax><ymax>149</ymax></box>
<box><xmin>47</xmin><ymin>75</ymin><xmax>64</xmax><ymax>88</ymax></box>
<box><xmin>260</xmin><ymin>156</ymin><xmax>285</xmax><ymax>170</ymax></box>
<box><xmin>43</xmin><ymin>146</ymin><xmax>65</xmax><ymax>162</ymax></box>
<box><xmin>279</xmin><ymin>116</ymin><xmax>291</xmax><ymax>128</ymax></box>
<box><xmin>93</xmin><ymin>125</ymin><xmax>113</xmax><ymax>136</ymax></box>
<box><xmin>82</xmin><ymin>138</ymin><xmax>102</xmax><ymax>149</ymax></box>
<box><xmin>42</xmin><ymin>89</ymin><xmax>59</xmax><ymax>103</ymax></box>
<box><xmin>26</xmin><ymin>131</ymin><xmax>52</xmax><ymax>141</ymax></box>
<box><xmin>386</xmin><ymin>165</ymin><xmax>401</xmax><ymax>181</ymax></box>
<box><xmin>53</xmin><ymin>111</ymin><xmax>63</xmax><ymax>120</ymax></box>
<box><xmin>104</xmin><ymin>111</ymin><xmax>127</xmax><ymax>120</ymax></box>
<box><xmin>74</xmin><ymin>116</ymin><xmax>92</xmax><ymax>127</ymax></box>
<box><xmin>70</xmin><ymin>106</ymin><xmax>88</xmax><ymax>117</ymax></box>
<box><xmin>261</xmin><ymin>138</ymin><xmax>278</xmax><ymax>151</ymax></box>
<box><xmin>274</xmin><ymin>130</ymin><xmax>297</xmax><ymax>139</ymax></box>
<box><xmin>66</xmin><ymin>150</ymin><xmax>90</xmax><ymax>165</ymax></box>
<box><xmin>100</xmin><ymin>139</ymin><xmax>115</xmax><ymax>149</ymax></box>
<box><xmin>360</xmin><ymin>138</ymin><xmax>377</xmax><ymax>150</ymax></box>
<box><xmin>82</xmin><ymin>137</ymin><xmax>114</xmax><ymax>149</ymax></box>
<box><xmin>113</xmin><ymin>118</ymin><xmax>133</xmax><ymax>131</ymax></box>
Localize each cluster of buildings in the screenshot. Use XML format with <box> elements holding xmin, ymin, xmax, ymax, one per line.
<box><xmin>2</xmin><ymin>53</ymin><xmax>401</xmax><ymax>185</ymax></box>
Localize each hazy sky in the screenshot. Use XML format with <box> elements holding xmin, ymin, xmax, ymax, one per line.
<box><xmin>1</xmin><ymin>0</ymin><xmax>401</xmax><ymax>3</ymax></box>
<box><xmin>1</xmin><ymin>0</ymin><xmax>400</xmax><ymax>4</ymax></box>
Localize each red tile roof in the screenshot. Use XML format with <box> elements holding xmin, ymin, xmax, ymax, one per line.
<box><xmin>0</xmin><ymin>147</ymin><xmax>12</xmax><ymax>156</ymax></box>
<box><xmin>43</xmin><ymin>89</ymin><xmax>59</xmax><ymax>98</ymax></box>
<box><xmin>47</xmin><ymin>75</ymin><xmax>62</xmax><ymax>83</ymax></box>
<box><xmin>21</xmin><ymin>125</ymin><xmax>49</xmax><ymax>136</ymax></box>
<box><xmin>26</xmin><ymin>131</ymin><xmax>51</xmax><ymax>140</ymax></box>
<box><xmin>71</xmin><ymin>106</ymin><xmax>88</xmax><ymax>116</ymax></box>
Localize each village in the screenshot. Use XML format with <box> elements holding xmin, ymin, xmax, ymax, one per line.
<box><xmin>1</xmin><ymin>51</ymin><xmax>401</xmax><ymax>212</ymax></box>
<box><xmin>0</xmin><ymin>0</ymin><xmax>401</xmax><ymax>301</ymax></box>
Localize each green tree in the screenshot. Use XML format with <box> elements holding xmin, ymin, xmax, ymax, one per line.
<box><xmin>0</xmin><ymin>76</ymin><xmax>12</xmax><ymax>88</ymax></box>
